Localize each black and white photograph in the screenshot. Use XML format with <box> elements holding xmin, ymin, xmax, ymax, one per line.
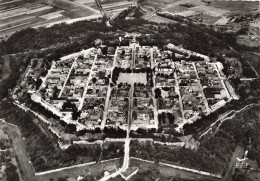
<box><xmin>0</xmin><ymin>0</ymin><xmax>259</xmax><ymax>181</ymax></box>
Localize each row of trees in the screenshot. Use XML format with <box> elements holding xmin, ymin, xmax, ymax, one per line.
<box><xmin>130</xmin><ymin>128</ymin><xmax>181</xmax><ymax>142</ymax></box>
<box><xmin>25</xmin><ymin>98</ymin><xmax>60</xmax><ymax>120</ymax></box>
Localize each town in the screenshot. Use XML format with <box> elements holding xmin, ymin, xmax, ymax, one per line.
<box><xmin>11</xmin><ymin>35</ymin><xmax>236</xmax><ymax>147</ymax></box>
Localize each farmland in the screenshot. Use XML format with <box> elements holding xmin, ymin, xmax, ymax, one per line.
<box><xmin>0</xmin><ymin>0</ymin><xmax>100</xmax><ymax>39</ymax></box>
<box><xmin>146</xmin><ymin>0</ymin><xmax>259</xmax><ymax>26</ymax></box>
<box><xmin>0</xmin><ymin>0</ymin><xmax>136</xmax><ymax>39</ymax></box>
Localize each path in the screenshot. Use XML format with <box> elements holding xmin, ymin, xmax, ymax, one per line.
<box><xmin>0</xmin><ymin>119</ymin><xmax>36</xmax><ymax>181</ymax></box>
<box><xmin>192</xmin><ymin>62</ymin><xmax>210</xmax><ymax>111</ymax></box>
<box><xmin>151</xmin><ymin>47</ymin><xmax>159</xmax><ymax>129</ymax></box>
<box><xmin>174</xmin><ymin>70</ymin><xmax>185</xmax><ymax>130</ymax></box>
<box><xmin>101</xmin><ymin>49</ymin><xmax>118</xmax><ymax>129</ymax></box>
<box><xmin>99</xmin><ymin>131</ymin><xmax>131</xmax><ymax>181</ymax></box>
<box><xmin>101</xmin><ymin>85</ymin><xmax>112</xmax><ymax>129</ymax></box>
<box><xmin>78</xmin><ymin>54</ymin><xmax>97</xmax><ymax>110</ymax></box>
<box><xmin>58</xmin><ymin>59</ymin><xmax>77</xmax><ymax>97</ymax></box>
<box><xmin>199</xmin><ymin>103</ymin><xmax>260</xmax><ymax>140</ymax></box>
<box><xmin>212</xmin><ymin>63</ymin><xmax>233</xmax><ymax>99</ymax></box>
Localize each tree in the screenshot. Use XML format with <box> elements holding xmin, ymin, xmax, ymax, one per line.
<box><xmin>35</xmin><ymin>78</ymin><xmax>43</xmax><ymax>89</ymax></box>
<box><xmin>136</xmin><ymin>128</ymin><xmax>147</xmax><ymax>135</ymax></box>
<box><xmin>65</xmin><ymin>124</ymin><xmax>76</xmax><ymax>134</ymax></box>
<box><xmin>167</xmin><ymin>113</ymin><xmax>175</xmax><ymax>124</ymax></box>
<box><xmin>161</xmin><ymin>134</ymin><xmax>167</xmax><ymax>142</ymax></box>
<box><xmin>76</xmin><ymin>129</ymin><xmax>88</xmax><ymax>137</ymax></box>
<box><xmin>95</xmin><ymin>127</ymin><xmax>101</xmax><ymax>133</ymax></box>
<box><xmin>72</xmin><ymin>109</ymin><xmax>81</xmax><ymax>120</ymax></box>
<box><xmin>81</xmin><ymin>175</ymin><xmax>96</xmax><ymax>181</ymax></box>
<box><xmin>154</xmin><ymin>88</ymin><xmax>162</xmax><ymax>99</ymax></box>
<box><xmin>159</xmin><ymin>113</ymin><xmax>166</xmax><ymax>125</ymax></box>
<box><xmin>62</xmin><ymin>101</ymin><xmax>76</xmax><ymax>110</ymax></box>
<box><xmin>150</xmin><ymin>128</ymin><xmax>156</xmax><ymax>133</ymax></box>
<box><xmin>31</xmin><ymin>59</ymin><xmax>37</xmax><ymax>68</ymax></box>
<box><xmin>5</xmin><ymin>162</ymin><xmax>19</xmax><ymax>181</ymax></box>
<box><xmin>92</xmin><ymin>77</ymin><xmax>97</xmax><ymax>84</ymax></box>
<box><xmin>58</xmin><ymin>177</ymin><xmax>67</xmax><ymax>181</ymax></box>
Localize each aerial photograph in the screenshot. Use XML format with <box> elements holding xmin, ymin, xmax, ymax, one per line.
<box><xmin>0</xmin><ymin>0</ymin><xmax>259</xmax><ymax>181</ymax></box>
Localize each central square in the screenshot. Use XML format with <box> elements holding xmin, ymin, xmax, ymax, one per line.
<box><xmin>118</xmin><ymin>73</ymin><xmax>147</xmax><ymax>85</ymax></box>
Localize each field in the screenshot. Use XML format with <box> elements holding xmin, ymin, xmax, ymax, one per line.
<box><xmin>76</xmin><ymin>0</ymin><xmax>132</xmax><ymax>15</ymax></box>
<box><xmin>0</xmin><ymin>0</ymin><xmax>100</xmax><ymax>38</ymax></box>
<box><xmin>130</xmin><ymin>158</ymin><xmax>219</xmax><ymax>181</ymax></box>
<box><xmin>206</xmin><ymin>1</ymin><xmax>259</xmax><ymax>13</ymax></box>
<box><xmin>141</xmin><ymin>13</ymin><xmax>178</xmax><ymax>23</ymax></box>
<box><xmin>237</xmin><ymin>35</ymin><xmax>259</xmax><ymax>47</ymax></box>
<box><xmin>159</xmin><ymin>0</ymin><xmax>230</xmax><ymax>25</ymax></box>
<box><xmin>0</xmin><ymin>0</ymin><xmax>136</xmax><ymax>38</ymax></box>
<box><xmin>160</xmin><ymin>1</ymin><xmax>229</xmax><ymax>14</ymax></box>
<box><xmin>148</xmin><ymin>0</ymin><xmax>259</xmax><ymax>25</ymax></box>
<box><xmin>118</xmin><ymin>73</ymin><xmax>147</xmax><ymax>84</ymax></box>
<box><xmin>36</xmin><ymin>159</ymin><xmax>121</xmax><ymax>181</ymax></box>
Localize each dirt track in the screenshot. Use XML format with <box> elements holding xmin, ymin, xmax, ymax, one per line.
<box><xmin>1</xmin><ymin>120</ymin><xmax>36</xmax><ymax>181</ymax></box>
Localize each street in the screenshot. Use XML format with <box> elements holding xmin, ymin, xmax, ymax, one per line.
<box><xmin>78</xmin><ymin>54</ymin><xmax>98</xmax><ymax>110</ymax></box>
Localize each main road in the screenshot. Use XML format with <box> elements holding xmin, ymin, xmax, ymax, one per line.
<box><xmin>99</xmin><ymin>79</ymin><xmax>133</xmax><ymax>181</ymax></box>
<box><xmin>99</xmin><ymin>123</ymin><xmax>131</xmax><ymax>181</ymax></box>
